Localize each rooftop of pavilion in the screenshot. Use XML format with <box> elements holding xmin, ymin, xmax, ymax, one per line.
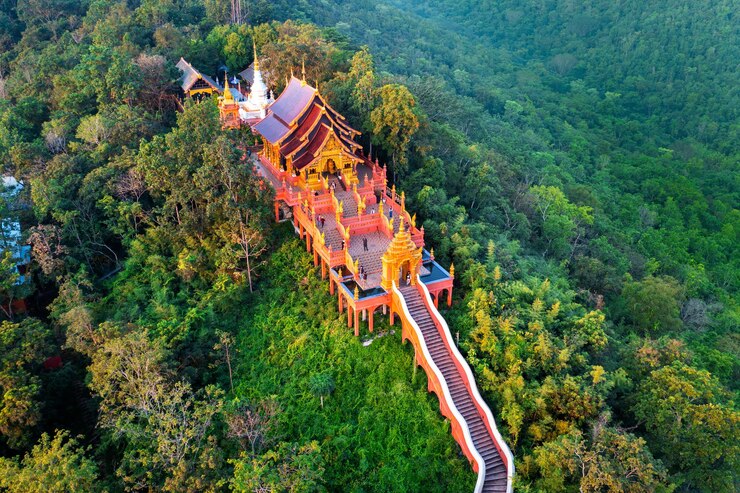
<box><xmin>254</xmin><ymin>77</ymin><xmax>361</xmax><ymax>171</ymax></box>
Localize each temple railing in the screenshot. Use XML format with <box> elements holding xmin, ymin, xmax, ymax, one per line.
<box><xmin>259</xmin><ymin>155</ymin><xmax>296</xmax><ymax>188</ymax></box>
<box><xmin>310</xmin><ymin>191</ymin><xmax>333</xmax><ymax>213</ymax></box>
<box><xmin>330</xmin><ymin>190</ymin><xmax>342</xmax><ymax>217</ymax></box>
<box><xmin>356</xmin><ymin>177</ymin><xmax>378</xmax><ymax>205</ymax></box>
<box><xmin>344</xmin><ymin>248</ymin><xmax>358</xmax><ymax>280</ymax></box>
<box><xmin>352</xmin><ymin>185</ymin><xmax>365</xmax><ymax>215</ymax></box>
<box><xmin>326</xmin><ymin>245</ymin><xmax>345</xmax><ymax>266</ymax></box>
<box><xmin>336</xmin><ymin>220</ymin><xmax>350</xmax><ymax>244</ymax></box>
<box><xmin>416</xmin><ymin>278</ymin><xmax>515</xmax><ymax>493</ymax></box>
<box><xmin>391</xmin><ymin>282</ymin><xmax>486</xmax><ymax>491</ymax></box>
<box><xmin>341</xmin><ymin>213</ymin><xmax>381</xmax><ymax>236</ymax></box>
<box><xmin>367</xmin><ymin>158</ymin><xmax>387</xmax><ymax>191</ymax></box>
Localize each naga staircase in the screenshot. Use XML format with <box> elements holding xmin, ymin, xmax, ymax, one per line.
<box><xmin>393</xmin><ymin>281</ymin><xmax>514</xmax><ymax>493</ymax></box>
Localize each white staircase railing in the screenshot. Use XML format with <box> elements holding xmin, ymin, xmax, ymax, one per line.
<box><xmin>392</xmin><ymin>282</ymin><xmax>488</xmax><ymax>493</ymax></box>
<box><xmin>417</xmin><ymin>277</ymin><xmax>515</xmax><ymax>493</ymax></box>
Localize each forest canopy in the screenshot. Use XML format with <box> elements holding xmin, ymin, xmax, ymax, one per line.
<box><xmin>0</xmin><ymin>1</ymin><xmax>737</xmax><ymax>492</ymax></box>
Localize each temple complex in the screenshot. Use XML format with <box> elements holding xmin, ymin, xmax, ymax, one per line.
<box><xmin>177</xmin><ymin>49</ymin><xmax>515</xmax><ymax>493</ymax></box>
<box><xmin>244</xmin><ymin>67</ymin><xmax>514</xmax><ymax>493</ymax></box>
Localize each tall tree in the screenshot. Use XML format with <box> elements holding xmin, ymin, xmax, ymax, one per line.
<box><xmin>88</xmin><ymin>331</ymin><xmax>226</xmax><ymax>491</ymax></box>
<box><xmin>0</xmin><ymin>318</ymin><xmax>52</xmax><ymax>448</ymax></box>
<box><xmin>370</xmin><ymin>84</ymin><xmax>419</xmax><ymax>180</ymax></box>
<box><xmin>633</xmin><ymin>362</ymin><xmax>739</xmax><ymax>492</ymax></box>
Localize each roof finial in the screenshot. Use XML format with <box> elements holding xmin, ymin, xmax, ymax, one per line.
<box><xmin>301</xmin><ymin>59</ymin><xmax>306</xmax><ymax>86</ymax></box>
<box><xmin>223</xmin><ymin>75</ymin><xmax>233</xmax><ymax>101</ymax></box>
<box><xmin>253</xmin><ymin>40</ymin><xmax>259</xmax><ymax>71</ymax></box>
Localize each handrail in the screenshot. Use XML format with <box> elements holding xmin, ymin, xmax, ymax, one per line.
<box><xmin>417</xmin><ymin>277</ymin><xmax>515</xmax><ymax>493</ymax></box>
<box><xmin>344</xmin><ymin>248</ymin><xmax>357</xmax><ymax>279</ymax></box>
<box><xmin>392</xmin><ymin>282</ymin><xmax>487</xmax><ymax>493</ymax></box>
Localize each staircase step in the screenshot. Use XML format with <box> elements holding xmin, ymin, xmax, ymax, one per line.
<box><xmin>482</xmin><ymin>485</ymin><xmax>507</xmax><ymax>493</ymax></box>
<box><xmin>397</xmin><ymin>285</ymin><xmax>511</xmax><ymax>492</ymax></box>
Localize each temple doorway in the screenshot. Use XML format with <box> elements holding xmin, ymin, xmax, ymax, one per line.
<box><xmin>399</xmin><ymin>260</ymin><xmax>412</xmax><ymax>285</ymax></box>
<box><xmin>327</xmin><ymin>159</ymin><xmax>337</xmax><ymax>174</ymax></box>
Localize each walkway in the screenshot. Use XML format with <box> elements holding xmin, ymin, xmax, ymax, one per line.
<box><xmin>398</xmin><ymin>285</ymin><xmax>511</xmax><ymax>492</ymax></box>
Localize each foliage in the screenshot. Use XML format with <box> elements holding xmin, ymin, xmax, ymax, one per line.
<box><xmin>633</xmin><ymin>362</ymin><xmax>739</xmax><ymax>492</ymax></box>
<box><xmin>0</xmin><ymin>430</ymin><xmax>99</xmax><ymax>493</ymax></box>
<box><xmin>370</xmin><ymin>83</ymin><xmax>419</xmax><ymax>176</ymax></box>
<box><xmin>618</xmin><ymin>275</ymin><xmax>685</xmax><ymax>335</ymax></box>
<box><xmin>89</xmin><ymin>330</ymin><xmax>227</xmax><ymax>491</ymax></box>
<box><xmin>0</xmin><ymin>318</ymin><xmax>52</xmax><ymax>449</ymax></box>
<box><xmin>231</xmin><ymin>440</ymin><xmax>326</xmax><ymax>493</ymax></box>
<box><xmin>0</xmin><ymin>0</ymin><xmax>736</xmax><ymax>491</ymax></box>
<box><xmin>531</xmin><ymin>424</ymin><xmax>669</xmax><ymax>493</ymax></box>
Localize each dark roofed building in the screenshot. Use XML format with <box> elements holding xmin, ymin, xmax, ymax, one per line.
<box><xmin>254</xmin><ymin>76</ymin><xmax>362</xmax><ymax>190</ymax></box>
<box><xmin>176</xmin><ymin>57</ymin><xmax>222</xmax><ymax>99</ymax></box>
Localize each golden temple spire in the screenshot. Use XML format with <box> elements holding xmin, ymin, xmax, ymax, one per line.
<box><xmin>253</xmin><ymin>40</ymin><xmax>259</xmax><ymax>71</ymax></box>
<box><xmin>301</xmin><ymin>59</ymin><xmax>306</xmax><ymax>86</ymax></box>
<box><xmin>223</xmin><ymin>76</ymin><xmax>233</xmax><ymax>101</ymax></box>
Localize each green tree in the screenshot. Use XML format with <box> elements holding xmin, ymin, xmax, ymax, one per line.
<box><xmin>527</xmin><ymin>185</ymin><xmax>593</xmax><ymax>259</ymax></box>
<box><xmin>231</xmin><ymin>441</ymin><xmax>326</xmax><ymax>493</ymax></box>
<box><xmin>370</xmin><ymin>83</ymin><xmax>419</xmax><ymax>179</ymax></box>
<box><xmin>533</xmin><ymin>425</ymin><xmax>669</xmax><ymax>492</ymax></box>
<box><xmin>348</xmin><ymin>46</ymin><xmax>377</xmax><ymax>120</ymax></box>
<box><xmin>89</xmin><ymin>331</ymin><xmax>226</xmax><ymax>491</ymax></box>
<box><xmin>260</xmin><ymin>21</ymin><xmax>338</xmax><ymax>90</ymax></box>
<box><xmin>309</xmin><ymin>373</ymin><xmax>335</xmax><ymax>409</ymax></box>
<box><xmin>0</xmin><ymin>430</ymin><xmax>99</xmax><ymax>493</ymax></box>
<box><xmin>0</xmin><ymin>318</ymin><xmax>52</xmax><ymax>448</ymax></box>
<box><xmin>620</xmin><ymin>276</ymin><xmax>685</xmax><ymax>335</ymax></box>
<box><xmin>633</xmin><ymin>362</ymin><xmax>739</xmax><ymax>492</ymax></box>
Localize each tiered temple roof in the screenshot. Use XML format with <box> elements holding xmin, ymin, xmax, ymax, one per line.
<box><xmin>176</xmin><ymin>58</ymin><xmax>221</xmax><ymax>94</ymax></box>
<box><xmin>254</xmin><ymin>77</ymin><xmax>361</xmax><ymax>170</ymax></box>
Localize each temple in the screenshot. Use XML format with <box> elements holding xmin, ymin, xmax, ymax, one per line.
<box><xmin>176</xmin><ymin>46</ymin><xmax>272</xmax><ymax>127</ymax></box>
<box><xmin>177</xmin><ymin>48</ymin><xmax>515</xmax><ymax>493</ymax></box>
<box><xmin>244</xmin><ymin>67</ymin><xmax>514</xmax><ymax>493</ymax></box>
<box><xmin>176</xmin><ymin>58</ymin><xmax>223</xmax><ymax>100</ymax></box>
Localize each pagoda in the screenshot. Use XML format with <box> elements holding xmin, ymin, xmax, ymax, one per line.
<box><xmin>237</xmin><ymin>43</ymin><xmax>273</xmax><ymax>122</ymax></box>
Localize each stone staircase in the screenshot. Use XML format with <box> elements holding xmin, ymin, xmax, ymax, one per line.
<box><xmin>320</xmin><ymin>214</ymin><xmax>344</xmax><ymax>250</ymax></box>
<box><xmin>337</xmin><ymin>190</ymin><xmax>358</xmax><ymax>217</ymax></box>
<box><xmin>355</xmin><ymin>251</ymin><xmax>382</xmax><ymax>275</ymax></box>
<box><xmin>399</xmin><ymin>285</ymin><xmax>509</xmax><ymax>493</ymax></box>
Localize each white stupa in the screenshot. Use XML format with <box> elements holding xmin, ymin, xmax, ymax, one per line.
<box><xmin>239</xmin><ymin>43</ymin><xmax>273</xmax><ymax>121</ymax></box>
